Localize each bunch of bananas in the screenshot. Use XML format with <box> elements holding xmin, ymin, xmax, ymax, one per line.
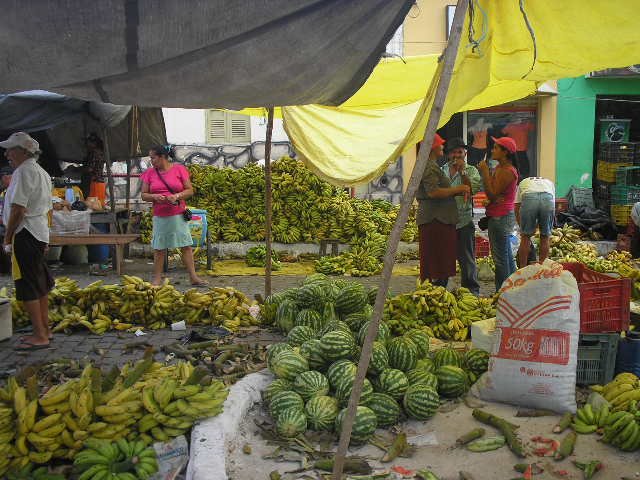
<box><xmin>592</xmin><ymin>372</ymin><xmax>640</xmax><ymax>412</ymax></box>
<box><xmin>476</xmin><ymin>255</ymin><xmax>495</xmax><ymax>272</ymax></box>
<box><xmin>572</xmin><ymin>403</ymin><xmax>610</xmax><ymax>434</ymax></box>
<box><xmin>383</xmin><ymin>280</ymin><xmax>470</xmax><ymax>341</ymax></box>
<box><xmin>245</xmin><ymin>245</ymin><xmax>282</xmax><ymax>270</ymax></box>
<box><xmin>571</xmin><ymin>400</ymin><xmax>640</xmax><ymax>451</ymax></box>
<box><xmin>6</xmin><ymin>464</ymin><xmax>65</xmax><ymax>480</ymax></box>
<box><xmin>74</xmin><ymin>438</ymin><xmax>158</xmax><ymax>480</ymax></box>
<box><xmin>453</xmin><ymin>288</ymin><xmax>497</xmax><ymax>325</ymax></box>
<box><xmin>140</xmin><ymin>157</ymin><xmax>418</xmax><ymax>246</ymax></box>
<box><xmin>0</xmin><ymin>358</ymin><xmax>228</xmax><ymax>477</ymax></box>
<box><xmin>314</xmin><ymin>256</ymin><xmax>348</xmax><ymax>275</ymax></box>
<box><xmin>549</xmin><ymin>225</ymin><xmax>599</xmax><ymax>262</ymax></box>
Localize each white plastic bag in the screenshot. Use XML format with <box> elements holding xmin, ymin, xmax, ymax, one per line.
<box><xmin>151</xmin><ymin>435</ymin><xmax>189</xmax><ymax>480</ymax></box>
<box><xmin>50</xmin><ymin>210</ymin><xmax>90</xmax><ymax>236</ymax></box>
<box><xmin>473</xmin><ymin>260</ymin><xmax>580</xmax><ymax>413</ymax></box>
<box><xmin>471</xmin><ymin>318</ymin><xmax>496</xmax><ymax>353</ymax></box>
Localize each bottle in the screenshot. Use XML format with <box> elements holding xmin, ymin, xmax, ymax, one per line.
<box><xmin>65</xmin><ymin>185</ymin><xmax>75</xmax><ymax>204</ymax></box>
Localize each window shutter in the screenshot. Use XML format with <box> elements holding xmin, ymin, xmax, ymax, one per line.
<box><xmin>205</xmin><ymin>110</ymin><xmax>251</xmax><ymax>144</ymax></box>
<box><xmin>228</xmin><ymin>113</ymin><xmax>251</xmax><ymax>143</ymax></box>
<box><xmin>206</xmin><ymin>110</ymin><xmax>226</xmax><ymax>143</ymax></box>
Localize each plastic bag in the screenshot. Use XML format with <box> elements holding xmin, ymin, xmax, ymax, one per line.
<box><xmin>473</xmin><ymin>260</ymin><xmax>580</xmax><ymax>413</ymax></box>
<box><xmin>50</xmin><ymin>210</ymin><xmax>91</xmax><ymax>235</ymax></box>
<box><xmin>151</xmin><ymin>435</ymin><xmax>189</xmax><ymax>480</ymax></box>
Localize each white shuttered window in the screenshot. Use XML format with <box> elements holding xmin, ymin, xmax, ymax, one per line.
<box><xmin>205</xmin><ymin>110</ymin><xmax>251</xmax><ymax>144</ymax></box>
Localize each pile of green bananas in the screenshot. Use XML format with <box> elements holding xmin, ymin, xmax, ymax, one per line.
<box><xmin>245</xmin><ymin>245</ymin><xmax>282</xmax><ymax>270</ymax></box>
<box><xmin>8</xmin><ymin>276</ymin><xmax>258</xmax><ymax>334</ymax></box>
<box><xmin>0</xmin><ymin>357</ymin><xmax>228</xmax><ymax>476</ymax></box>
<box><xmin>592</xmin><ymin>372</ymin><xmax>640</xmax><ymax>413</ymax></box>
<box><xmin>140</xmin><ymin>157</ymin><xmax>418</xmax><ymax>245</ymax></box>
<box><xmin>313</xmin><ymin>233</ymin><xmax>387</xmax><ymax>277</ymax></box>
<box><xmin>383</xmin><ymin>280</ymin><xmax>478</xmax><ymax>341</ymax></box>
<box><xmin>6</xmin><ymin>464</ymin><xmax>65</xmax><ymax>480</ymax></box>
<box><xmin>74</xmin><ymin>438</ymin><xmax>158</xmax><ymax>480</ymax></box>
<box><xmin>453</xmin><ymin>288</ymin><xmax>497</xmax><ymax>325</ymax></box>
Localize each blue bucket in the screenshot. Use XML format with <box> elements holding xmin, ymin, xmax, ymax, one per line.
<box><xmin>88</xmin><ymin>223</ymin><xmax>110</xmax><ymax>263</ymax></box>
<box><xmin>616</xmin><ymin>331</ymin><xmax>640</xmax><ymax>377</ymax></box>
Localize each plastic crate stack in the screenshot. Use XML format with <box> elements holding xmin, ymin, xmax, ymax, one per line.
<box><xmin>562</xmin><ymin>262</ymin><xmax>631</xmax><ymax>385</ymax></box>
<box><xmin>566</xmin><ymin>186</ymin><xmax>594</xmax><ymax>211</ymax></box>
<box><xmin>596</xmin><ymin>142</ymin><xmax>640</xmax><ymax>226</ymax></box>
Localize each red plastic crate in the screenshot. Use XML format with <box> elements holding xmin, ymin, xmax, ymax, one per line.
<box><xmin>473</xmin><ymin>192</ymin><xmax>487</xmax><ymax>209</ymax></box>
<box><xmin>561</xmin><ymin>262</ymin><xmax>631</xmax><ymax>333</ymax></box>
<box><xmin>475</xmin><ymin>236</ymin><xmax>490</xmax><ymax>258</ymax></box>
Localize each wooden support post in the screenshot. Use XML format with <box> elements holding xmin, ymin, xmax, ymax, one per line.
<box><xmin>264</xmin><ymin>107</ymin><xmax>275</xmax><ymax>298</ymax></box>
<box><xmin>102</xmin><ymin>127</ymin><xmax>116</xmax><ymax>214</ymax></box>
<box><xmin>331</xmin><ymin>1</ymin><xmax>469</xmax><ymax>478</ymax></box>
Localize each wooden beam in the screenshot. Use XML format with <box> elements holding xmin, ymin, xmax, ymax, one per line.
<box><xmin>102</xmin><ymin>127</ymin><xmax>116</xmax><ymax>214</ymax></box>
<box><xmin>264</xmin><ymin>107</ymin><xmax>275</xmax><ymax>298</ymax></box>
<box><xmin>331</xmin><ymin>1</ymin><xmax>470</xmax><ymax>478</ymax></box>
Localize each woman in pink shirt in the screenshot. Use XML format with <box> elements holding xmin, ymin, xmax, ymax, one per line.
<box><xmin>141</xmin><ymin>145</ymin><xmax>205</xmax><ymax>286</ymax></box>
<box><xmin>478</xmin><ymin>137</ymin><xmax>519</xmax><ymax>291</ymax></box>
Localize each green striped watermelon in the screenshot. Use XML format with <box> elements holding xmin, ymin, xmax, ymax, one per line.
<box><xmin>296</xmin><ymin>283</ymin><xmax>327</xmax><ymax>311</ymax></box>
<box><xmin>303</xmin><ymin>273</ymin><xmax>328</xmax><ymax>285</ymax></box>
<box><xmin>415</xmin><ymin>358</ymin><xmax>436</xmax><ymax>374</ymax></box>
<box><xmin>275</xmin><ymin>299</ymin><xmax>298</xmax><ymax>333</ymax></box>
<box><xmin>464</xmin><ymin>349</ymin><xmax>490</xmax><ymax>375</ymax></box>
<box><xmin>386</xmin><ymin>337</ymin><xmax>418</xmax><ymax>372</ymax></box>
<box><xmin>335</xmin><ymin>406</ymin><xmax>378</xmax><ymax>444</ymax></box>
<box><xmin>374</xmin><ymin>369</ymin><xmax>409</xmax><ymax>400</ymax></box>
<box><xmin>293</xmin><ymin>371</ymin><xmax>330</xmax><ymax>401</ymax></box>
<box><xmin>335</xmin><ymin>378</ymin><xmax>373</xmax><ymax>406</ymax></box>
<box><xmin>405</xmin><ymin>370</ymin><xmax>438</xmax><ymax>390</ymax></box>
<box><xmin>287</xmin><ymin>325</ymin><xmax>315</xmax><ymax>346</ymax></box>
<box><xmin>404</xmin><ymin>329</ymin><xmax>431</xmax><ymax>358</ymax></box>
<box><xmin>270</xmin><ymin>351</ymin><xmax>309</xmax><ymax>381</ymax></box>
<box><xmin>433</xmin><ymin>346</ymin><xmax>463</xmax><ymax>369</ymax></box>
<box><xmin>320</xmin><ymin>330</ymin><xmax>356</xmax><ymax>362</ymax></box>
<box><xmin>295</xmin><ymin>309</ymin><xmax>324</xmax><ymax>333</ymax></box>
<box><xmin>322</xmin><ymin>302</ymin><xmax>339</xmax><ymax>325</ymax></box>
<box><xmin>366</xmin><ymin>392</ymin><xmax>401</xmax><ymax>427</ymax></box>
<box><xmin>263</xmin><ymin>379</ymin><xmax>293</xmax><ymax>405</ymax></box>
<box><xmin>276</xmin><ymin>408</ymin><xmax>307</xmax><ymax>438</ymax></box>
<box><xmin>367</xmin><ymin>341</ymin><xmax>389</xmax><ymax>375</ymax></box>
<box><xmin>305</xmin><ymin>395</ymin><xmax>339</xmax><ymax>431</ymax></box>
<box><xmin>299</xmin><ymin>339</ymin><xmax>326</xmax><ymax>370</ymax></box>
<box><xmin>403</xmin><ymin>384</ymin><xmax>440</xmax><ymax>420</ymax></box>
<box><xmin>319</xmin><ymin>320</ymin><xmax>352</xmax><ymax>337</ymax></box>
<box><xmin>335</xmin><ymin>283</ymin><xmax>368</xmax><ymax>315</ymax></box>
<box><xmin>342</xmin><ymin>312</ymin><xmax>369</xmax><ymax>332</ymax></box>
<box><xmin>367</xmin><ymin>286</ymin><xmax>378</xmax><ymax>306</ymax></box>
<box><xmin>270</xmin><ymin>390</ymin><xmax>304</xmax><ymax>418</ymax></box>
<box><xmin>326</xmin><ymin>360</ymin><xmax>357</xmax><ymax>389</ymax></box>
<box><xmin>266</xmin><ymin>343</ymin><xmax>293</xmax><ymax>368</ymax></box>
<box><xmin>435</xmin><ymin>365</ymin><xmax>469</xmax><ymax>398</ymax></box>
<box><xmin>357</xmin><ymin>320</ymin><xmax>390</xmax><ymax>345</ymax></box>
<box><xmin>261</xmin><ymin>290</ymin><xmax>293</xmax><ymax>325</ymax></box>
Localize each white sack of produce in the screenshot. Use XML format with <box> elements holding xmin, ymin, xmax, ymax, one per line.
<box><xmin>473</xmin><ymin>260</ymin><xmax>580</xmax><ymax>413</ymax></box>
<box><xmin>471</xmin><ymin>318</ymin><xmax>496</xmax><ymax>353</ymax></box>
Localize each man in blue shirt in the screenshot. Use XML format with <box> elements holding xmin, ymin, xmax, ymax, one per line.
<box><xmin>442</xmin><ymin>138</ymin><xmax>483</xmax><ymax>295</ymax></box>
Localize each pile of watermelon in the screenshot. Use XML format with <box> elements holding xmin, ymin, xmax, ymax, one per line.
<box><xmin>261</xmin><ymin>274</ymin><xmax>490</xmax><ymax>443</ymax></box>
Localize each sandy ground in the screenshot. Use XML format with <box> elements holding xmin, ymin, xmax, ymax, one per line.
<box><xmin>227</xmin><ymin>398</ymin><xmax>639</xmax><ymax>480</ymax></box>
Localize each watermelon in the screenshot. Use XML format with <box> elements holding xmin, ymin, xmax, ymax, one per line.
<box><xmin>276</xmin><ymin>409</ymin><xmax>307</xmax><ymax>438</ymax></box>
<box><xmin>303</xmin><ymin>273</ymin><xmax>328</xmax><ymax>285</ymax></box>
<box><xmin>335</xmin><ymin>377</ymin><xmax>374</xmax><ymax>406</ymax></box>
<box><xmin>295</xmin><ymin>309</ymin><xmax>324</xmax><ymax>333</ymax></box>
<box><xmin>293</xmin><ymin>371</ymin><xmax>330</xmax><ymax>401</ymax></box>
<box><xmin>405</xmin><ymin>370</ymin><xmax>438</xmax><ymax>390</ymax></box>
<box><xmin>322</xmin><ymin>302</ymin><xmax>340</xmax><ymax>324</ymax></box>
<box><xmin>432</xmin><ymin>346</ymin><xmax>463</xmax><ymax>369</ymax></box>
<box><xmin>287</xmin><ymin>325</ymin><xmax>315</xmax><ymax>346</ymax></box>
<box><xmin>270</xmin><ymin>390</ymin><xmax>304</xmax><ymax>418</ymax></box>
<box><xmin>299</xmin><ymin>339</ymin><xmax>326</xmax><ymax>370</ymax></box>
<box><xmin>261</xmin><ymin>290</ymin><xmax>292</xmax><ymax>325</ymax></box>
<box><xmin>367</xmin><ymin>286</ymin><xmax>378</xmax><ymax>306</ymax></box>
<box><xmin>320</xmin><ymin>330</ymin><xmax>356</xmax><ymax>362</ymax></box>
<box><xmin>367</xmin><ymin>341</ymin><xmax>389</xmax><ymax>375</ymax></box>
<box><xmin>296</xmin><ymin>283</ymin><xmax>327</xmax><ymax>311</ymax></box>
<box><xmin>275</xmin><ymin>299</ymin><xmax>298</xmax><ymax>333</ymax></box>
<box><xmin>270</xmin><ymin>351</ymin><xmax>309</xmax><ymax>381</ymax></box>
<box><xmin>366</xmin><ymin>393</ymin><xmax>401</xmax><ymax>427</ymax></box>
<box><xmin>415</xmin><ymin>358</ymin><xmax>436</xmax><ymax>374</ymax></box>
<box><xmin>435</xmin><ymin>365</ymin><xmax>469</xmax><ymax>398</ymax></box>
<box><xmin>335</xmin><ymin>283</ymin><xmax>368</xmax><ymax>315</ymax></box>
<box><xmin>332</xmin><ymin>279</ymin><xmax>350</xmax><ymax>290</ymax></box>
<box><xmin>318</xmin><ymin>319</ymin><xmax>351</xmax><ymax>337</ymax></box>
<box><xmin>343</xmin><ymin>312</ymin><xmax>369</xmax><ymax>332</ymax></box>
<box><xmin>404</xmin><ymin>329</ymin><xmax>431</xmax><ymax>358</ymax></box>
<box><xmin>374</xmin><ymin>369</ymin><xmax>409</xmax><ymax>400</ymax></box>
<box><xmin>305</xmin><ymin>395</ymin><xmax>339</xmax><ymax>431</ymax></box>
<box><xmin>326</xmin><ymin>360</ymin><xmax>357</xmax><ymax>389</ymax></box>
<box><xmin>464</xmin><ymin>349</ymin><xmax>490</xmax><ymax>375</ymax></box>
<box><xmin>403</xmin><ymin>384</ymin><xmax>440</xmax><ymax>420</ymax></box>
<box><xmin>266</xmin><ymin>343</ymin><xmax>293</xmax><ymax>367</ymax></box>
<box><xmin>386</xmin><ymin>336</ymin><xmax>418</xmax><ymax>372</ymax></box>
<box><xmin>357</xmin><ymin>320</ymin><xmax>390</xmax><ymax>345</ymax></box>
<box><xmin>335</xmin><ymin>406</ymin><xmax>378</xmax><ymax>444</ymax></box>
<box><xmin>263</xmin><ymin>379</ymin><xmax>293</xmax><ymax>404</ymax></box>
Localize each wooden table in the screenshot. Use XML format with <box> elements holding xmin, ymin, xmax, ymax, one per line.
<box><xmin>49</xmin><ymin>234</ymin><xmax>139</xmax><ymax>274</ymax></box>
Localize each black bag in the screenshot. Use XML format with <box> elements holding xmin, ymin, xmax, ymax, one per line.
<box><xmin>478</xmin><ymin>216</ymin><xmax>490</xmax><ymax>231</ymax></box>
<box><xmin>154</xmin><ymin>168</ymin><xmax>191</xmax><ymax>222</ymax></box>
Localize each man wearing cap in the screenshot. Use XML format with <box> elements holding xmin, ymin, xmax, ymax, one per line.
<box><xmin>0</xmin><ymin>132</ymin><xmax>54</xmax><ymax>350</ymax></box>
<box><xmin>442</xmin><ymin>138</ymin><xmax>482</xmax><ymax>295</ymax></box>
<box><xmin>416</xmin><ymin>134</ymin><xmax>471</xmax><ymax>287</ymax></box>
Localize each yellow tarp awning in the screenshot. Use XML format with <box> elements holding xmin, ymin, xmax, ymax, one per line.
<box><xmin>240</xmin><ymin>1</ymin><xmax>640</xmax><ymax>186</ymax></box>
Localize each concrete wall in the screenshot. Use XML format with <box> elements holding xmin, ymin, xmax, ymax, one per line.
<box><xmin>556</xmin><ymin>76</ymin><xmax>640</xmax><ymax>196</ymax></box>
<box><xmin>163</xmin><ymin>108</ymin><xmax>206</xmax><ymax>144</ymax></box>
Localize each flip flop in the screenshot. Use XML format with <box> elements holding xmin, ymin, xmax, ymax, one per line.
<box><xmin>19</xmin><ymin>335</ymin><xmax>54</xmax><ymax>342</ymax></box>
<box><xmin>15</xmin><ymin>341</ymin><xmax>50</xmax><ymax>351</ymax></box>
<box><xmin>191</xmin><ymin>281</ymin><xmax>209</xmax><ymax>288</ymax></box>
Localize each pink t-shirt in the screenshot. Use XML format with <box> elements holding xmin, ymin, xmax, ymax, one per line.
<box><xmin>140</xmin><ymin>164</ymin><xmax>189</xmax><ymax>217</ymax></box>
<box><xmin>486</xmin><ymin>165</ymin><xmax>519</xmax><ymax>217</ymax></box>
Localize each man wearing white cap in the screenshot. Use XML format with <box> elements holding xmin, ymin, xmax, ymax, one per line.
<box><xmin>0</xmin><ymin>132</ymin><xmax>54</xmax><ymax>350</ymax></box>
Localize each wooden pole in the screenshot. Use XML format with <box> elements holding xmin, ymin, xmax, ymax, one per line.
<box><xmin>264</xmin><ymin>107</ymin><xmax>275</xmax><ymax>298</ymax></box>
<box><xmin>102</xmin><ymin>127</ymin><xmax>116</xmax><ymax>215</ymax></box>
<box><xmin>331</xmin><ymin>1</ymin><xmax>469</xmax><ymax>478</ymax></box>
